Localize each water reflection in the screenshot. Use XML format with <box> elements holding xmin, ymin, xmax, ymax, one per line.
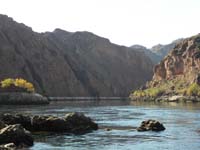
<box><xmin>130</xmin><ymin>101</ymin><xmax>200</xmax><ymax>110</ymax></box>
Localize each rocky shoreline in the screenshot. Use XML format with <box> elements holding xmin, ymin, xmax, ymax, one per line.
<box><xmin>130</xmin><ymin>95</ymin><xmax>200</xmax><ymax>102</ymax></box>
<box><xmin>0</xmin><ymin>112</ymin><xmax>98</xmax><ymax>149</ymax></box>
<box><xmin>0</xmin><ymin>112</ymin><xmax>166</xmax><ymax>149</ymax></box>
<box><xmin>0</xmin><ymin>92</ymin><xmax>49</xmax><ymax>105</ymax></box>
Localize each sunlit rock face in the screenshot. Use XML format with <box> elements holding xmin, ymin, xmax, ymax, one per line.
<box><xmin>147</xmin><ymin>34</ymin><xmax>200</xmax><ymax>89</ymax></box>
<box><xmin>0</xmin><ymin>14</ymin><xmax>153</xmax><ymax>97</ymax></box>
<box><xmin>153</xmin><ymin>35</ymin><xmax>200</xmax><ymax>82</ymax></box>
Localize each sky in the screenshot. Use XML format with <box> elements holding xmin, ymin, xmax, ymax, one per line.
<box><xmin>0</xmin><ymin>0</ymin><xmax>199</xmax><ymax>48</ymax></box>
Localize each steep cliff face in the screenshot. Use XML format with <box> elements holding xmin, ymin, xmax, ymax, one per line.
<box><xmin>130</xmin><ymin>34</ymin><xmax>200</xmax><ymax>99</ymax></box>
<box><xmin>152</xmin><ymin>34</ymin><xmax>200</xmax><ymax>83</ymax></box>
<box><xmin>0</xmin><ymin>14</ymin><xmax>153</xmax><ymax>97</ymax></box>
<box><xmin>144</xmin><ymin>34</ymin><xmax>200</xmax><ymax>96</ymax></box>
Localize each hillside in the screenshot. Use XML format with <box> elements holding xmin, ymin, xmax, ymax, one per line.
<box><xmin>130</xmin><ymin>45</ymin><xmax>160</xmax><ymax>64</ymax></box>
<box><xmin>130</xmin><ymin>34</ymin><xmax>200</xmax><ymax>100</ymax></box>
<box><xmin>151</xmin><ymin>39</ymin><xmax>183</xmax><ymax>60</ymax></box>
<box><xmin>131</xmin><ymin>39</ymin><xmax>183</xmax><ymax>64</ymax></box>
<box><xmin>0</xmin><ymin>14</ymin><xmax>153</xmax><ymax>97</ymax></box>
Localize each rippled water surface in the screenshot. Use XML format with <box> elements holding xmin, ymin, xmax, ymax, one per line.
<box><xmin>1</xmin><ymin>100</ymin><xmax>200</xmax><ymax>150</ymax></box>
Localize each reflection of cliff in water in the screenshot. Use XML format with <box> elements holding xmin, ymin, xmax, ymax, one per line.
<box><xmin>130</xmin><ymin>100</ymin><xmax>200</xmax><ymax>110</ymax></box>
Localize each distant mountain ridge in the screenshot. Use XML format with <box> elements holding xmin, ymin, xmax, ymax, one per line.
<box><xmin>151</xmin><ymin>38</ymin><xmax>183</xmax><ymax>58</ymax></box>
<box><xmin>130</xmin><ymin>39</ymin><xmax>184</xmax><ymax>64</ymax></box>
<box><xmin>130</xmin><ymin>45</ymin><xmax>160</xmax><ymax>64</ymax></box>
<box><xmin>0</xmin><ymin>14</ymin><xmax>153</xmax><ymax>97</ymax></box>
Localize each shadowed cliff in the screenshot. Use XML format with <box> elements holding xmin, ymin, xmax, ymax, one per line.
<box><xmin>0</xmin><ymin>14</ymin><xmax>153</xmax><ymax>97</ymax></box>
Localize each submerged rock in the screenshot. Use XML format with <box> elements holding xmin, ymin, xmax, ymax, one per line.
<box><xmin>0</xmin><ymin>113</ymin><xmax>98</xmax><ymax>134</ymax></box>
<box><xmin>0</xmin><ymin>124</ymin><xmax>33</xmax><ymax>147</ymax></box>
<box><xmin>105</xmin><ymin>128</ymin><xmax>112</xmax><ymax>131</ymax></box>
<box><xmin>137</xmin><ymin>119</ymin><xmax>165</xmax><ymax>132</ymax></box>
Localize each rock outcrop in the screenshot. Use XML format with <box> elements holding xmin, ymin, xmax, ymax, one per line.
<box><xmin>0</xmin><ymin>92</ymin><xmax>49</xmax><ymax>105</ymax></box>
<box><xmin>0</xmin><ymin>14</ymin><xmax>153</xmax><ymax>97</ymax></box>
<box><xmin>0</xmin><ymin>124</ymin><xmax>34</xmax><ymax>147</ymax></box>
<box><xmin>152</xmin><ymin>35</ymin><xmax>200</xmax><ymax>82</ymax></box>
<box><xmin>0</xmin><ymin>113</ymin><xmax>98</xmax><ymax>134</ymax></box>
<box><xmin>137</xmin><ymin>120</ymin><xmax>165</xmax><ymax>131</ymax></box>
<box><xmin>0</xmin><ymin>112</ymin><xmax>98</xmax><ymax>149</ymax></box>
<box><xmin>130</xmin><ymin>34</ymin><xmax>200</xmax><ymax>100</ymax></box>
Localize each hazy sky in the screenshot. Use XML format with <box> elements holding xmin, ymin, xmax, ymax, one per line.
<box><xmin>0</xmin><ymin>0</ymin><xmax>199</xmax><ymax>48</ymax></box>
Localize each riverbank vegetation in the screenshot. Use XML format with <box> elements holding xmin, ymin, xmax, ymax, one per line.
<box><xmin>131</xmin><ymin>78</ymin><xmax>200</xmax><ymax>98</ymax></box>
<box><xmin>0</xmin><ymin>78</ymin><xmax>35</xmax><ymax>93</ymax></box>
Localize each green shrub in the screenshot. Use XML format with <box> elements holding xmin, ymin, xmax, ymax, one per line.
<box><xmin>145</xmin><ymin>88</ymin><xmax>164</xmax><ymax>97</ymax></box>
<box><xmin>133</xmin><ymin>88</ymin><xmax>164</xmax><ymax>97</ymax></box>
<box><xmin>133</xmin><ymin>90</ymin><xmax>145</xmax><ymax>97</ymax></box>
<box><xmin>177</xmin><ymin>88</ymin><xmax>187</xmax><ymax>95</ymax></box>
<box><xmin>186</xmin><ymin>83</ymin><xmax>200</xmax><ymax>96</ymax></box>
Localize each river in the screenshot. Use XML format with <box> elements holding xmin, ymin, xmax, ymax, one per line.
<box><xmin>0</xmin><ymin>100</ymin><xmax>200</xmax><ymax>150</ymax></box>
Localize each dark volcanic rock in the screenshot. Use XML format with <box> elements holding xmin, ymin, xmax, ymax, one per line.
<box><xmin>0</xmin><ymin>113</ymin><xmax>98</xmax><ymax>134</ymax></box>
<box><xmin>0</xmin><ymin>14</ymin><xmax>153</xmax><ymax>97</ymax></box>
<box><xmin>0</xmin><ymin>124</ymin><xmax>33</xmax><ymax>147</ymax></box>
<box><xmin>137</xmin><ymin>119</ymin><xmax>165</xmax><ymax>132</ymax></box>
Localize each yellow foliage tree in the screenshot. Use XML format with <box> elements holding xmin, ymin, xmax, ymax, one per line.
<box><xmin>1</xmin><ymin>78</ymin><xmax>15</xmax><ymax>88</ymax></box>
<box><xmin>0</xmin><ymin>78</ymin><xmax>35</xmax><ymax>93</ymax></box>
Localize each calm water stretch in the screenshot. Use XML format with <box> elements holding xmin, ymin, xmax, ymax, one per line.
<box><xmin>1</xmin><ymin>100</ymin><xmax>200</xmax><ymax>150</ymax></box>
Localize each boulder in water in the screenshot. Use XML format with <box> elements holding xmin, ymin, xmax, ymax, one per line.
<box><xmin>0</xmin><ymin>112</ymin><xmax>98</xmax><ymax>134</ymax></box>
<box><xmin>137</xmin><ymin>119</ymin><xmax>165</xmax><ymax>131</ymax></box>
<box><xmin>0</xmin><ymin>124</ymin><xmax>33</xmax><ymax>147</ymax></box>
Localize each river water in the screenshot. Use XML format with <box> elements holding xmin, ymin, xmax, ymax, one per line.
<box><xmin>0</xmin><ymin>100</ymin><xmax>200</xmax><ymax>150</ymax></box>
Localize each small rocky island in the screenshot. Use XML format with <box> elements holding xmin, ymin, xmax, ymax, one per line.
<box><xmin>0</xmin><ymin>78</ymin><xmax>49</xmax><ymax>105</ymax></box>
<box><xmin>130</xmin><ymin>34</ymin><xmax>200</xmax><ymax>102</ymax></box>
